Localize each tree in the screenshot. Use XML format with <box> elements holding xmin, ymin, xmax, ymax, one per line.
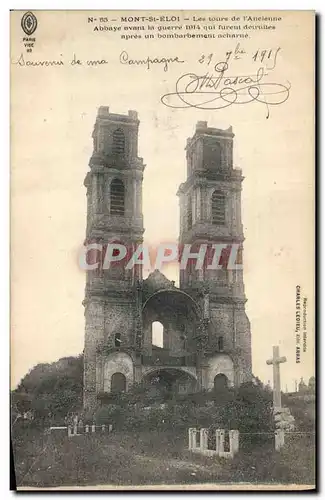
<box><xmin>12</xmin><ymin>354</ymin><xmax>83</xmax><ymax>425</ymax></box>
<box><xmin>308</xmin><ymin>376</ymin><xmax>315</xmax><ymax>393</ymax></box>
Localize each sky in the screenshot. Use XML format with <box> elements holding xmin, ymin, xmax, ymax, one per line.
<box><xmin>10</xmin><ymin>10</ymin><xmax>314</xmax><ymax>391</ymax></box>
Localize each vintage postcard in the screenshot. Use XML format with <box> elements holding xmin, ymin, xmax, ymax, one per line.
<box><xmin>10</xmin><ymin>10</ymin><xmax>315</xmax><ymax>490</ymax></box>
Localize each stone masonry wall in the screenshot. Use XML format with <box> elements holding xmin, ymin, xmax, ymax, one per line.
<box><xmin>234</xmin><ymin>307</ymin><xmax>252</xmax><ymax>384</ymax></box>
<box><xmin>83</xmin><ymin>299</ymin><xmax>105</xmax><ymax>410</ymax></box>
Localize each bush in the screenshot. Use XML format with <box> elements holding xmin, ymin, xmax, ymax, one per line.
<box><xmin>92</xmin><ymin>381</ymin><xmax>275</xmax><ymax>438</ymax></box>
<box><xmin>11</xmin><ymin>354</ymin><xmax>84</xmax><ymax>426</ymax></box>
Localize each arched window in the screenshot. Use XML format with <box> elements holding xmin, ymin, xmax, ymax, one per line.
<box><xmin>217</xmin><ymin>336</ymin><xmax>224</xmax><ymax>352</ymax></box>
<box><xmin>214</xmin><ymin>373</ymin><xmax>228</xmax><ymax>391</ymax></box>
<box><xmin>112</xmin><ymin>128</ymin><xmax>125</xmax><ymax>156</ymax></box>
<box><xmin>152</xmin><ymin>321</ymin><xmax>164</xmax><ymax>348</ymax></box>
<box><xmin>187</xmin><ymin>194</ymin><xmax>193</xmax><ymax>230</ymax></box>
<box><xmin>212</xmin><ymin>190</ymin><xmax>226</xmax><ymax>226</ymax></box>
<box><xmin>115</xmin><ymin>332</ymin><xmax>121</xmax><ymax>347</ymax></box>
<box><xmin>111</xmin><ymin>372</ymin><xmax>126</xmax><ymax>393</ymax></box>
<box><xmin>110</xmin><ymin>178</ymin><xmax>125</xmax><ymax>215</ymax></box>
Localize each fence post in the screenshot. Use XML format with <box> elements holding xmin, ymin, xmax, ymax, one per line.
<box><xmin>68</xmin><ymin>426</ymin><xmax>72</xmax><ymax>437</ymax></box>
<box><xmin>194</xmin><ymin>429</ymin><xmax>201</xmax><ymax>450</ymax></box>
<box><xmin>215</xmin><ymin>429</ymin><xmax>221</xmax><ymax>454</ymax></box>
<box><xmin>229</xmin><ymin>430</ymin><xmax>240</xmax><ymax>457</ymax></box>
<box><xmin>85</xmin><ymin>425</ymin><xmax>89</xmax><ymax>433</ymax></box>
<box><xmin>275</xmin><ymin>429</ymin><xmax>285</xmax><ymax>451</ymax></box>
<box><xmin>102</xmin><ymin>424</ymin><xmax>105</xmax><ymax>432</ymax></box>
<box><xmin>200</xmin><ymin>428</ymin><xmax>208</xmax><ymax>453</ymax></box>
<box><xmin>91</xmin><ymin>424</ymin><xmax>96</xmax><ymax>433</ymax></box>
<box><xmin>216</xmin><ymin>429</ymin><xmax>225</xmax><ymax>455</ymax></box>
<box><xmin>188</xmin><ymin>428</ymin><xmax>193</xmax><ymax>450</ymax></box>
<box><xmin>108</xmin><ymin>424</ymin><xmax>113</xmax><ymax>432</ymax></box>
<box><xmin>189</xmin><ymin>428</ymin><xmax>197</xmax><ymax>450</ymax></box>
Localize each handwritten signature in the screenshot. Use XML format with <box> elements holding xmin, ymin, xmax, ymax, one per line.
<box><xmin>160</xmin><ymin>61</ymin><xmax>291</xmax><ymax>119</ymax></box>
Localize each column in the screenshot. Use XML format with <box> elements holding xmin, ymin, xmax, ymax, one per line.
<box><xmin>188</xmin><ymin>428</ymin><xmax>194</xmax><ymax>450</ymax></box>
<box><xmin>92</xmin><ymin>174</ymin><xmax>98</xmax><ymax>214</ymax></box>
<box><xmin>133</xmin><ymin>178</ymin><xmax>137</xmax><ymax>217</ymax></box>
<box><xmin>229</xmin><ymin>430</ymin><xmax>239</xmax><ymax>456</ymax></box>
<box><xmin>216</xmin><ymin>429</ymin><xmax>225</xmax><ymax>455</ymax></box>
<box><xmin>98</xmin><ymin>174</ymin><xmax>104</xmax><ymax>213</ymax></box>
<box><xmin>196</xmin><ymin>186</ymin><xmax>201</xmax><ymax>221</ymax></box>
<box><xmin>275</xmin><ymin>429</ymin><xmax>285</xmax><ymax>451</ymax></box>
<box><xmin>137</xmin><ymin>178</ymin><xmax>142</xmax><ymax>218</ymax></box>
<box><xmin>200</xmin><ymin>428</ymin><xmax>208</xmax><ymax>453</ymax></box>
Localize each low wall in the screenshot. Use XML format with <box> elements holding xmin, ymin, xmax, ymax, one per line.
<box><xmin>188</xmin><ymin>428</ymin><xmax>239</xmax><ymax>459</ymax></box>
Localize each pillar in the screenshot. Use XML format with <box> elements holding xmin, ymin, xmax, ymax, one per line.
<box><xmin>200</xmin><ymin>428</ymin><xmax>208</xmax><ymax>453</ymax></box>
<box><xmin>188</xmin><ymin>428</ymin><xmax>194</xmax><ymax>450</ymax></box>
<box><xmin>188</xmin><ymin>428</ymin><xmax>199</xmax><ymax>450</ymax></box>
<box><xmin>92</xmin><ymin>174</ymin><xmax>98</xmax><ymax>214</ymax></box>
<box><xmin>216</xmin><ymin>429</ymin><xmax>225</xmax><ymax>455</ymax></box>
<box><xmin>229</xmin><ymin>430</ymin><xmax>239</xmax><ymax>456</ymax></box>
<box><xmin>275</xmin><ymin>429</ymin><xmax>285</xmax><ymax>451</ymax></box>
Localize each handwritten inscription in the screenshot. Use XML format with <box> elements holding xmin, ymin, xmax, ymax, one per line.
<box><xmin>13</xmin><ymin>53</ymin><xmax>64</xmax><ymax>66</ymax></box>
<box><xmin>119</xmin><ymin>50</ymin><xmax>184</xmax><ymax>72</ymax></box>
<box><xmin>12</xmin><ymin>51</ymin><xmax>185</xmax><ymax>72</ymax></box>
<box><xmin>12</xmin><ymin>44</ymin><xmax>291</xmax><ymax>118</ymax></box>
<box><xmin>12</xmin><ymin>53</ymin><xmax>110</xmax><ymax>67</ymax></box>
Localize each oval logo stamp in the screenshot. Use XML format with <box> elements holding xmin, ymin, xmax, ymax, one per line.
<box><xmin>21</xmin><ymin>11</ymin><xmax>38</xmax><ymax>36</ymax></box>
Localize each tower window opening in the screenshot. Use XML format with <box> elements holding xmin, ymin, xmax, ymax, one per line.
<box><xmin>212</xmin><ymin>190</ymin><xmax>226</xmax><ymax>225</ymax></box>
<box><xmin>217</xmin><ymin>336</ymin><xmax>224</xmax><ymax>352</ymax></box>
<box><xmin>112</xmin><ymin>128</ymin><xmax>125</xmax><ymax>156</ymax></box>
<box><xmin>152</xmin><ymin>321</ymin><xmax>164</xmax><ymax>348</ymax></box>
<box><xmin>110</xmin><ymin>178</ymin><xmax>125</xmax><ymax>215</ymax></box>
<box><xmin>115</xmin><ymin>332</ymin><xmax>121</xmax><ymax>347</ymax></box>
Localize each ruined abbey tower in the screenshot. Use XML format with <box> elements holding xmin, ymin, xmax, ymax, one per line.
<box><xmin>83</xmin><ymin>107</ymin><xmax>252</xmax><ymax>410</ymax></box>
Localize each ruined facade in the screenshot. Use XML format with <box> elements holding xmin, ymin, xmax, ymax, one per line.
<box><xmin>83</xmin><ymin>107</ymin><xmax>252</xmax><ymax>410</ymax></box>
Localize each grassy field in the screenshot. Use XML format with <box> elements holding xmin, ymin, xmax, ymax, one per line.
<box><xmin>12</xmin><ymin>426</ymin><xmax>315</xmax><ymax>489</ymax></box>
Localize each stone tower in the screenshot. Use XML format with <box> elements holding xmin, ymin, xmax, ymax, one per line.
<box><xmin>83</xmin><ymin>111</ymin><xmax>252</xmax><ymax>411</ymax></box>
<box><xmin>83</xmin><ymin>107</ymin><xmax>145</xmax><ymax>410</ymax></box>
<box><xmin>177</xmin><ymin>121</ymin><xmax>252</xmax><ymax>388</ymax></box>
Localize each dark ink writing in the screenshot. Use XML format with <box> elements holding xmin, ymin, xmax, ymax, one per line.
<box><xmin>161</xmin><ymin>60</ymin><xmax>290</xmax><ymax>119</ymax></box>
<box><xmin>119</xmin><ymin>50</ymin><xmax>185</xmax><ymax>72</ymax></box>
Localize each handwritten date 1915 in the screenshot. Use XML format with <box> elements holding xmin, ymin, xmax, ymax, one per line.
<box><xmin>252</xmin><ymin>47</ymin><xmax>281</xmax><ymax>69</ymax></box>
<box><xmin>199</xmin><ymin>46</ymin><xmax>281</xmax><ymax>70</ymax></box>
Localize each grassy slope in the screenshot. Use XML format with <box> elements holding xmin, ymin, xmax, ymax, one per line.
<box><xmin>13</xmin><ymin>427</ymin><xmax>315</xmax><ymax>488</ymax></box>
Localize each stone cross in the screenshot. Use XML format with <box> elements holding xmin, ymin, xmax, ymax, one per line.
<box><xmin>266</xmin><ymin>345</ymin><xmax>287</xmax><ymax>409</ymax></box>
